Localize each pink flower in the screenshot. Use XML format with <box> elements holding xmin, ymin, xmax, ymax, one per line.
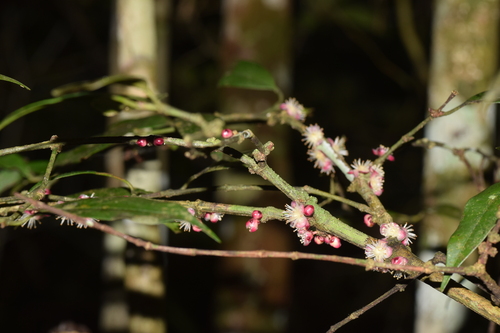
<box><xmin>365</xmin><ymin>239</ymin><xmax>393</xmax><ymax>262</ymax></box>
<box><xmin>280</xmin><ymin>97</ymin><xmax>306</xmax><ymax>121</ymax></box>
<box><xmin>327</xmin><ymin>136</ymin><xmax>348</xmax><ymax>156</ymax></box>
<box><xmin>297</xmin><ymin>229</ymin><xmax>314</xmax><ymax>246</ymax></box>
<box><xmin>221</xmin><ymin>129</ymin><xmax>233</xmax><ymax>138</ymax></box>
<box><xmin>372</xmin><ymin>145</ymin><xmax>395</xmax><ymax>161</ymax></box>
<box><xmin>302</xmin><ymin>124</ymin><xmax>324</xmax><ymax>148</ymax></box>
<box><xmin>348</xmin><ymin>159</ymin><xmax>372</xmax><ymax>177</ymax></box>
<box><xmin>368</xmin><ymin>164</ymin><xmax>385</xmax><ymax>196</ymax></box>
<box><xmin>284</xmin><ymin>201</ymin><xmax>309</xmax><ymax>229</ymax></box>
<box><xmin>400</xmin><ymin>223</ymin><xmax>417</xmax><ymax>246</ymax></box>
<box><xmin>308</xmin><ymin>149</ymin><xmax>335</xmax><ymax>175</ymax></box>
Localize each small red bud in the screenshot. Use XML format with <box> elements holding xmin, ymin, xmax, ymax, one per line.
<box><xmin>246</xmin><ymin>219</ymin><xmax>260</xmax><ymax>232</ymax></box>
<box><xmin>221</xmin><ymin>129</ymin><xmax>233</xmax><ymax>139</ymax></box>
<box><xmin>303</xmin><ymin>205</ymin><xmax>315</xmax><ymax>217</ymax></box>
<box><xmin>391</xmin><ymin>256</ymin><xmax>408</xmax><ymax>265</ymax></box>
<box><xmin>251</xmin><ymin>210</ymin><xmax>263</xmax><ymax>220</ymax></box>
<box><xmin>192</xmin><ymin>225</ymin><xmax>202</xmax><ymax>232</ymax></box>
<box><xmin>153</xmin><ymin>137</ymin><xmax>165</xmax><ymax>146</ymax></box>
<box><xmin>330</xmin><ymin>236</ymin><xmax>342</xmax><ymax>248</ymax></box>
<box><xmin>136</xmin><ymin>138</ymin><xmax>148</xmax><ymax>147</ymax></box>
<box><xmin>364</xmin><ymin>214</ymin><xmax>374</xmax><ymax>227</ymax></box>
<box><xmin>314</xmin><ymin>236</ymin><xmax>325</xmax><ymax>245</ymax></box>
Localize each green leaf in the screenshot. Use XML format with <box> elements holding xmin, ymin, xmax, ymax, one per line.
<box><xmin>0</xmin><ymin>154</ymin><xmax>31</xmax><ymax>177</ymax></box>
<box><xmin>0</xmin><ymin>169</ymin><xmax>22</xmax><ymax>193</ymax></box>
<box><xmin>0</xmin><ymin>92</ymin><xmax>88</xmax><ymax>131</ymax></box>
<box><xmin>55</xmin><ymin>143</ymin><xmax>114</xmax><ymax>167</ymax></box>
<box><xmin>51</xmin><ymin>75</ymin><xmax>145</xmax><ymax>97</ymax></box>
<box><xmin>0</xmin><ymin>74</ymin><xmax>30</xmax><ymax>90</ymax></box>
<box><xmin>218</xmin><ymin>60</ymin><xmax>281</xmax><ymax>94</ymax></box>
<box><xmin>54</xmin><ymin>197</ymin><xmax>221</xmax><ymax>243</ymax></box>
<box><xmin>463</xmin><ymin>91</ymin><xmax>500</xmax><ymax>104</ymax></box>
<box><xmin>442</xmin><ymin>182</ymin><xmax>500</xmax><ymax>290</ymax></box>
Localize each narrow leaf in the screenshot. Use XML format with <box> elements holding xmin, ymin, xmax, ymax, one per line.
<box><xmin>0</xmin><ymin>92</ymin><xmax>88</xmax><ymax>131</ymax></box>
<box><xmin>0</xmin><ymin>74</ymin><xmax>30</xmax><ymax>90</ymax></box>
<box><xmin>54</xmin><ymin>197</ymin><xmax>220</xmax><ymax>243</ymax></box>
<box><xmin>51</xmin><ymin>75</ymin><xmax>145</xmax><ymax>97</ymax></box>
<box><xmin>218</xmin><ymin>60</ymin><xmax>280</xmax><ymax>94</ymax></box>
<box><xmin>442</xmin><ymin>182</ymin><xmax>500</xmax><ymax>290</ymax></box>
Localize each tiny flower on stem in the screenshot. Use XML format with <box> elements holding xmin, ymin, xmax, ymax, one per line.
<box><xmin>363</xmin><ymin>214</ymin><xmax>374</xmax><ymax>227</ymax></box>
<box><xmin>297</xmin><ymin>229</ymin><xmax>314</xmax><ymax>246</ymax></box>
<box><xmin>348</xmin><ymin>159</ymin><xmax>372</xmax><ymax>177</ymax></box>
<box><xmin>372</xmin><ymin>145</ymin><xmax>395</xmax><ymax>161</ymax></box>
<box><xmin>308</xmin><ymin>149</ymin><xmax>334</xmax><ymax>175</ymax></box>
<box><xmin>280</xmin><ymin>97</ymin><xmax>306</xmax><ymax>121</ymax></box>
<box><xmin>324</xmin><ymin>235</ymin><xmax>342</xmax><ymax>248</ymax></box>
<box><xmin>20</xmin><ymin>210</ymin><xmax>42</xmax><ymax>229</ymax></box>
<box><xmin>283</xmin><ymin>201</ymin><xmax>309</xmax><ymax>230</ymax></box>
<box><xmin>365</xmin><ymin>239</ymin><xmax>393</xmax><ymax>262</ymax></box>
<box><xmin>327</xmin><ymin>136</ymin><xmax>349</xmax><ymax>157</ymax></box>
<box><xmin>302</xmin><ymin>124</ymin><xmax>324</xmax><ymax>148</ymax></box>
<box><xmin>246</xmin><ymin>219</ymin><xmax>260</xmax><ymax>232</ymax></box>
<box><xmin>369</xmin><ymin>164</ymin><xmax>385</xmax><ymax>196</ymax></box>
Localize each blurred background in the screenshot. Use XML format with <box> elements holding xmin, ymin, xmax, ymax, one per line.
<box><xmin>0</xmin><ymin>0</ymin><xmax>498</xmax><ymax>332</ymax></box>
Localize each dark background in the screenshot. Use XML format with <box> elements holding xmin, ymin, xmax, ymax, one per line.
<box><xmin>0</xmin><ymin>1</ymin><xmax>492</xmax><ymax>332</ymax></box>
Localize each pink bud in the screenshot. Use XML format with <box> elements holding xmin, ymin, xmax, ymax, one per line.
<box><xmin>153</xmin><ymin>137</ymin><xmax>165</xmax><ymax>146</ymax></box>
<box><xmin>391</xmin><ymin>256</ymin><xmax>408</xmax><ymax>266</ymax></box>
<box><xmin>329</xmin><ymin>236</ymin><xmax>342</xmax><ymax>248</ymax></box>
<box><xmin>192</xmin><ymin>225</ymin><xmax>202</xmax><ymax>232</ymax></box>
<box><xmin>252</xmin><ymin>210</ymin><xmax>263</xmax><ymax>220</ymax></box>
<box><xmin>364</xmin><ymin>214</ymin><xmax>374</xmax><ymax>227</ymax></box>
<box><xmin>204</xmin><ymin>213</ymin><xmax>211</xmax><ymax>221</ymax></box>
<box><xmin>210</xmin><ymin>213</ymin><xmax>222</xmax><ymax>223</ymax></box>
<box><xmin>246</xmin><ymin>219</ymin><xmax>260</xmax><ymax>232</ymax></box>
<box><xmin>136</xmin><ymin>138</ymin><xmax>148</xmax><ymax>147</ymax></box>
<box><xmin>314</xmin><ymin>236</ymin><xmax>325</xmax><ymax>244</ymax></box>
<box><xmin>303</xmin><ymin>205</ymin><xmax>315</xmax><ymax>217</ymax></box>
<box><xmin>221</xmin><ymin>129</ymin><xmax>233</xmax><ymax>138</ymax></box>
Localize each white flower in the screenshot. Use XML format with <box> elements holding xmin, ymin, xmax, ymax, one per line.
<box><xmin>365</xmin><ymin>239</ymin><xmax>393</xmax><ymax>262</ymax></box>
<box><xmin>280</xmin><ymin>98</ymin><xmax>306</xmax><ymax>121</ymax></box>
<box><xmin>302</xmin><ymin>124</ymin><xmax>324</xmax><ymax>148</ymax></box>
<box><xmin>179</xmin><ymin>221</ymin><xmax>192</xmax><ymax>232</ymax></box>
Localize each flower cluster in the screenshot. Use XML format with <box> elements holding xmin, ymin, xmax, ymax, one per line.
<box><xmin>19</xmin><ymin>210</ymin><xmax>42</xmax><ymax>229</ymax></box>
<box><xmin>348</xmin><ymin>159</ymin><xmax>385</xmax><ymax>196</ymax></box>
<box><xmin>283</xmin><ymin>201</ymin><xmax>341</xmax><ymax>248</ymax></box>
<box><xmin>302</xmin><ymin>124</ymin><xmax>348</xmax><ymax>176</ymax></box>
<box><xmin>246</xmin><ymin>210</ymin><xmax>264</xmax><ymax>232</ymax></box>
<box><xmin>280</xmin><ymin>98</ymin><xmax>306</xmax><ymax>121</ymax></box>
<box><xmin>364</xmin><ymin>219</ymin><xmax>416</xmax><ymax>266</ymax></box>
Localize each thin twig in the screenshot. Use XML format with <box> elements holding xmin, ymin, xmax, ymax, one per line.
<box><xmin>326</xmin><ymin>284</ymin><xmax>408</xmax><ymax>332</ymax></box>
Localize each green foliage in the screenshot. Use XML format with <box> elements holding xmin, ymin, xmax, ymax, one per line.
<box><xmin>218</xmin><ymin>60</ymin><xmax>281</xmax><ymax>95</ymax></box>
<box><xmin>0</xmin><ymin>92</ymin><xmax>88</xmax><ymax>131</ymax></box>
<box><xmin>54</xmin><ymin>196</ymin><xmax>220</xmax><ymax>242</ymax></box>
<box><xmin>442</xmin><ymin>182</ymin><xmax>500</xmax><ymax>290</ymax></box>
<box><xmin>0</xmin><ymin>74</ymin><xmax>30</xmax><ymax>90</ymax></box>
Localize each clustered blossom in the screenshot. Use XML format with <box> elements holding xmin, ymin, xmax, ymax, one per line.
<box><xmin>347</xmin><ymin>159</ymin><xmax>385</xmax><ymax>196</ymax></box>
<box><xmin>178</xmin><ymin>208</ymin><xmax>203</xmax><ymax>232</ymax></box>
<box><xmin>372</xmin><ymin>145</ymin><xmax>395</xmax><ymax>161</ymax></box>
<box><xmin>283</xmin><ymin>201</ymin><xmax>341</xmax><ymax>248</ymax></box>
<box><xmin>204</xmin><ymin>212</ymin><xmax>223</xmax><ymax>223</ymax></box>
<box><xmin>246</xmin><ymin>210</ymin><xmax>264</xmax><ymax>232</ymax></box>
<box><xmin>19</xmin><ymin>210</ymin><xmax>42</xmax><ymax>229</ymax></box>
<box><xmin>302</xmin><ymin>124</ymin><xmax>350</xmax><ymax>176</ymax></box>
<box><xmin>280</xmin><ymin>97</ymin><xmax>306</xmax><ymax>121</ymax></box>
